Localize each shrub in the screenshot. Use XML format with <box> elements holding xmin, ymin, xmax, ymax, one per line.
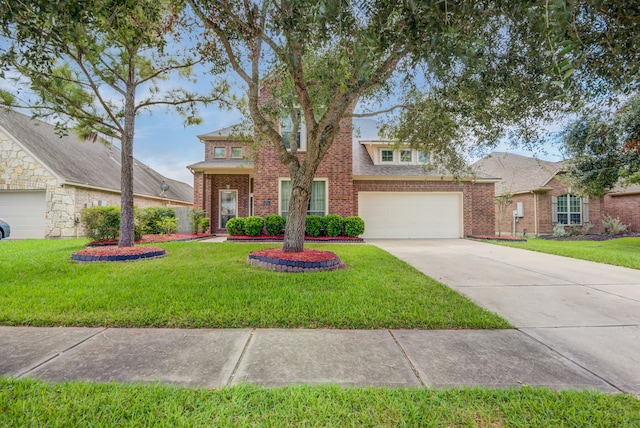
<box><xmin>225</xmin><ymin>217</ymin><xmax>245</xmax><ymax>236</ymax></box>
<box><xmin>200</xmin><ymin>217</ymin><xmax>210</xmax><ymax>233</ymax></box>
<box><xmin>552</xmin><ymin>223</ymin><xmax>568</xmax><ymax>237</ymax></box>
<box><xmin>305</xmin><ymin>215</ymin><xmax>323</xmax><ymax>237</ymax></box>
<box><xmin>323</xmin><ymin>214</ymin><xmax>344</xmax><ymax>237</ymax></box>
<box><xmin>139</xmin><ymin>207</ymin><xmax>176</xmax><ymax>235</ymax></box>
<box><xmin>265</xmin><ymin>214</ymin><xmax>286</xmax><ymax>236</ymax></box>
<box><xmin>156</xmin><ymin>217</ymin><xmax>178</xmax><ymax>235</ymax></box>
<box><xmin>190</xmin><ymin>209</ymin><xmax>206</xmax><ymax>233</ymax></box>
<box><xmin>244</xmin><ymin>216</ymin><xmax>265</xmax><ymax>236</ymax></box>
<box><xmin>344</xmin><ymin>216</ymin><xmax>365</xmax><ymax>237</ymax></box>
<box><xmin>602</xmin><ymin>215</ymin><xmax>628</xmax><ymax>235</ymax></box>
<box><xmin>81</xmin><ymin>206</ymin><xmax>121</xmax><ymax>240</ymax></box>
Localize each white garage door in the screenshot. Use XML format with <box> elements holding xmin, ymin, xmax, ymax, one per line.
<box><xmin>0</xmin><ymin>191</ymin><xmax>47</xmax><ymax>239</ymax></box>
<box><xmin>358</xmin><ymin>192</ymin><xmax>462</xmax><ymax>239</ymax></box>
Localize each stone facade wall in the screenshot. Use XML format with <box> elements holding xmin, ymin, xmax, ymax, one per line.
<box><xmin>353</xmin><ymin>180</ymin><xmax>496</xmax><ymax>236</ymax></box>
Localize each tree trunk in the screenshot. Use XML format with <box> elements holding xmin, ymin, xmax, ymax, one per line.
<box><xmin>118</xmin><ymin>83</ymin><xmax>137</xmax><ymax>248</ymax></box>
<box><xmin>282</xmin><ymin>182</ymin><xmax>310</xmax><ymax>253</ymax></box>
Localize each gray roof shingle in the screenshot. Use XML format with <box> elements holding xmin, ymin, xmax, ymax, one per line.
<box><xmin>0</xmin><ymin>109</ymin><xmax>193</xmax><ymax>203</ymax></box>
<box><xmin>472</xmin><ymin>152</ymin><xmax>564</xmax><ymax>195</ymax></box>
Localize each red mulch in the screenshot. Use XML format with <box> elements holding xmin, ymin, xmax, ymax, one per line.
<box><xmin>73</xmin><ymin>245</ymin><xmax>165</xmax><ymax>257</ymax></box>
<box><xmin>249</xmin><ymin>248</ymin><xmax>339</xmax><ymax>262</ymax></box>
<box><xmin>87</xmin><ymin>233</ymin><xmax>214</xmax><ymax>246</ymax></box>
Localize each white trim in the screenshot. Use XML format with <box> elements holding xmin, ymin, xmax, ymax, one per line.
<box><xmin>375</xmin><ymin>147</ymin><xmax>431</xmax><ymax>166</ymax></box>
<box><xmin>63</xmin><ymin>181</ymin><xmax>192</xmax><ymax>205</ymax></box>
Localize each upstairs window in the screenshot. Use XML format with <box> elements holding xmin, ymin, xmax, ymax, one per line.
<box><xmin>381</xmin><ymin>149</ymin><xmax>394</xmax><ymax>162</ymax></box>
<box><xmin>214</xmin><ymin>147</ymin><xmax>226</xmax><ymax>158</ymax></box>
<box><xmin>418</xmin><ymin>150</ymin><xmax>431</xmax><ymax>163</ymax></box>
<box><xmin>231</xmin><ymin>147</ymin><xmax>243</xmax><ymax>158</ymax></box>
<box><xmin>400</xmin><ymin>150</ymin><xmax>412</xmax><ymax>163</ymax></box>
<box><xmin>281</xmin><ymin>111</ymin><xmax>307</xmax><ymax>151</ymax></box>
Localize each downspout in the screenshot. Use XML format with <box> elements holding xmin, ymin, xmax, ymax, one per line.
<box><xmin>531</xmin><ymin>191</ymin><xmax>538</xmax><ymax>236</ymax></box>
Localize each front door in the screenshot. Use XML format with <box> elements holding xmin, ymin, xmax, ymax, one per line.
<box><xmin>220</xmin><ymin>189</ymin><xmax>237</xmax><ymax>228</ymax></box>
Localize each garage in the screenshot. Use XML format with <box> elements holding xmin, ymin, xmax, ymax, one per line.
<box><xmin>0</xmin><ymin>191</ymin><xmax>46</xmax><ymax>239</ymax></box>
<box><xmin>358</xmin><ymin>192</ymin><xmax>463</xmax><ymax>239</ymax></box>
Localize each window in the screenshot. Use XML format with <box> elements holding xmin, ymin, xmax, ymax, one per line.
<box><xmin>214</xmin><ymin>147</ymin><xmax>226</xmax><ymax>158</ymax></box>
<box><xmin>281</xmin><ymin>112</ymin><xmax>307</xmax><ymax>150</ymax></box>
<box><xmin>400</xmin><ymin>150</ymin><xmax>412</xmax><ymax>163</ymax></box>
<box><xmin>555</xmin><ymin>194</ymin><xmax>582</xmax><ymax>225</ymax></box>
<box><xmin>418</xmin><ymin>150</ymin><xmax>431</xmax><ymax>163</ymax></box>
<box><xmin>381</xmin><ymin>149</ymin><xmax>394</xmax><ymax>162</ymax></box>
<box><xmin>280</xmin><ymin>179</ymin><xmax>326</xmax><ymax>217</ymax></box>
<box><xmin>231</xmin><ymin>147</ymin><xmax>242</xmax><ymax>158</ymax></box>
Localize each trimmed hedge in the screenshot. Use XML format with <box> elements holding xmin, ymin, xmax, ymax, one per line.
<box><xmin>265</xmin><ymin>214</ymin><xmax>286</xmax><ymax>236</ymax></box>
<box><xmin>225</xmin><ymin>214</ymin><xmax>365</xmax><ymax>238</ymax></box>
<box><xmin>139</xmin><ymin>207</ymin><xmax>176</xmax><ymax>235</ymax></box>
<box><xmin>244</xmin><ymin>216</ymin><xmax>265</xmax><ymax>237</ymax></box>
<box><xmin>305</xmin><ymin>215</ymin><xmax>323</xmax><ymax>237</ymax></box>
<box><xmin>344</xmin><ymin>216</ymin><xmax>365</xmax><ymax>237</ymax></box>
<box><xmin>225</xmin><ymin>217</ymin><xmax>245</xmax><ymax>236</ymax></box>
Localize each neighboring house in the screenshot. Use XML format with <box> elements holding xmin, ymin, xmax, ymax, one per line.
<box><xmin>187</xmin><ymin>117</ymin><xmax>497</xmax><ymax>239</ymax></box>
<box><xmin>473</xmin><ymin>152</ymin><xmax>640</xmax><ymax>235</ymax></box>
<box><xmin>0</xmin><ymin>109</ymin><xmax>193</xmax><ymax>239</ymax></box>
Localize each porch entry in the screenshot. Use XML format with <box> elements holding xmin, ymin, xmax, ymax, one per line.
<box><xmin>219</xmin><ymin>189</ymin><xmax>237</xmax><ymax>228</ymax></box>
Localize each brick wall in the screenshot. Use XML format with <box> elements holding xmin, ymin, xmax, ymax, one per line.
<box><xmin>605</xmin><ymin>193</ymin><xmax>640</xmax><ymax>232</ymax></box>
<box><xmin>352</xmin><ymin>180</ymin><xmax>495</xmax><ymax>236</ymax></box>
<box><xmin>253</xmin><ymin>117</ymin><xmax>354</xmax><ymax>218</ymax></box>
<box><xmin>208</xmin><ymin>174</ymin><xmax>251</xmax><ymax>234</ymax></box>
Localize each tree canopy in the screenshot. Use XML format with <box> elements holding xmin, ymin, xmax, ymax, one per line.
<box><xmin>0</xmin><ymin>0</ymin><xmax>230</xmax><ymax>246</ymax></box>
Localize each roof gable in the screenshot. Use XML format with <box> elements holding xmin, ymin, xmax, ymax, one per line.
<box><xmin>472</xmin><ymin>152</ymin><xmax>565</xmax><ymax>195</ymax></box>
<box><xmin>0</xmin><ymin>109</ymin><xmax>192</xmax><ymax>203</ymax></box>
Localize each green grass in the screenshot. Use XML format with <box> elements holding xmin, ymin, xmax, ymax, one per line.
<box><xmin>0</xmin><ymin>239</ymin><xmax>509</xmax><ymax>329</ymax></box>
<box><xmin>494</xmin><ymin>237</ymin><xmax>640</xmax><ymax>269</ymax></box>
<box><xmin>1</xmin><ymin>379</ymin><xmax>638</xmax><ymax>427</ymax></box>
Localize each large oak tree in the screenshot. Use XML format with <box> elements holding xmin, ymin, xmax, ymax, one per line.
<box><xmin>189</xmin><ymin>0</ymin><xmax>572</xmax><ymax>252</ymax></box>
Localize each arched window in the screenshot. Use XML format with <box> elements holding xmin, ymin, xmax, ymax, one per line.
<box><xmin>552</xmin><ymin>194</ymin><xmax>585</xmax><ymax>225</ymax></box>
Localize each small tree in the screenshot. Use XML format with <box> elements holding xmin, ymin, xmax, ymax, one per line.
<box><xmin>495</xmin><ymin>190</ymin><xmax>515</xmax><ymax>237</ymax></box>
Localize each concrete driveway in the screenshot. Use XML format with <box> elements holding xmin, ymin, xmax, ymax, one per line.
<box><xmin>369</xmin><ymin>239</ymin><xmax>640</xmax><ymax>395</ymax></box>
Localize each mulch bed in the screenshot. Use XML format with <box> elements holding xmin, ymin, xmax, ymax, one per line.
<box><xmin>227</xmin><ymin>235</ymin><xmax>364</xmax><ymax>243</ymax></box>
<box><xmin>71</xmin><ymin>245</ymin><xmax>166</xmax><ymax>263</ymax></box>
<box><xmin>539</xmin><ymin>232</ymin><xmax>640</xmax><ymax>241</ymax></box>
<box><xmin>467</xmin><ymin>235</ymin><xmax>527</xmax><ymax>242</ymax></box>
<box><xmin>248</xmin><ymin>248</ymin><xmax>344</xmax><ymax>273</ymax></box>
<box><xmin>87</xmin><ymin>233</ymin><xmax>214</xmax><ymax>247</ymax></box>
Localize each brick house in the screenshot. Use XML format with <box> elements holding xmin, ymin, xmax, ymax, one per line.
<box><xmin>188</xmin><ymin>117</ymin><xmax>497</xmax><ymax>238</ymax></box>
<box><xmin>0</xmin><ymin>109</ymin><xmax>193</xmax><ymax>239</ymax></box>
<box><xmin>473</xmin><ymin>152</ymin><xmax>640</xmax><ymax>235</ymax></box>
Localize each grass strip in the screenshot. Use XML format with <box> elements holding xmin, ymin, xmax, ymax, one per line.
<box><xmin>493</xmin><ymin>237</ymin><xmax>640</xmax><ymax>270</ymax></box>
<box><xmin>0</xmin><ymin>240</ymin><xmax>509</xmax><ymax>329</ymax></box>
<box><xmin>1</xmin><ymin>378</ymin><xmax>638</xmax><ymax>427</ymax></box>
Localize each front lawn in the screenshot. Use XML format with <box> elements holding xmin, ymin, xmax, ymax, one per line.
<box><xmin>1</xmin><ymin>379</ymin><xmax>637</xmax><ymax>427</ymax></box>
<box><xmin>0</xmin><ymin>240</ymin><xmax>509</xmax><ymax>329</ymax></box>
<box><xmin>494</xmin><ymin>237</ymin><xmax>640</xmax><ymax>269</ymax></box>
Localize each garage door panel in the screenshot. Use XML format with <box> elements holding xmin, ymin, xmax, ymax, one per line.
<box><xmin>358</xmin><ymin>192</ymin><xmax>462</xmax><ymax>239</ymax></box>
<box><xmin>0</xmin><ymin>191</ymin><xmax>46</xmax><ymax>239</ymax></box>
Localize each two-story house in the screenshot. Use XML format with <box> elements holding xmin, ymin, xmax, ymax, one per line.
<box><xmin>187</xmin><ymin>117</ymin><xmax>498</xmax><ymax>239</ymax></box>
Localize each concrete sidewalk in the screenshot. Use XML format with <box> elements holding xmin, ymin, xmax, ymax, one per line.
<box><xmin>0</xmin><ymin>326</ymin><xmax>615</xmax><ymax>391</ymax></box>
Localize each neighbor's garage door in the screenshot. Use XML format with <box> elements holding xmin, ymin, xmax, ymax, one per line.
<box><xmin>358</xmin><ymin>192</ymin><xmax>462</xmax><ymax>239</ymax></box>
<box><xmin>0</xmin><ymin>191</ymin><xmax>46</xmax><ymax>239</ymax></box>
